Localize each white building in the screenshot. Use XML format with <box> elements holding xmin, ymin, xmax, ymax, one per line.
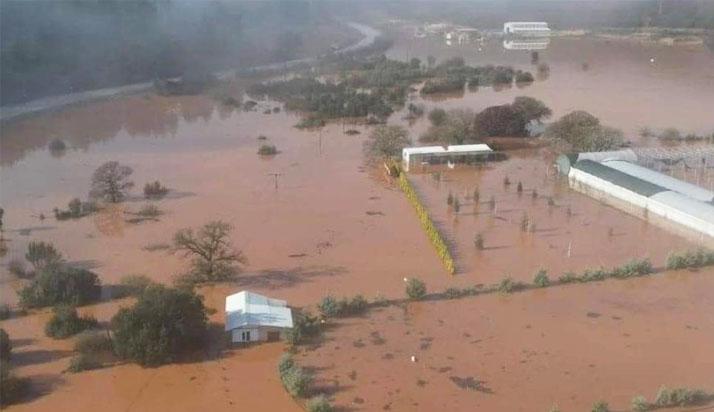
<box><xmin>503</xmin><ymin>22</ymin><xmax>551</xmax><ymax>36</ymax></box>
<box><xmin>557</xmin><ymin>151</ymin><xmax>714</xmax><ymax>243</ymax></box>
<box><xmin>402</xmin><ymin>144</ymin><xmax>494</xmax><ymax>171</ymax></box>
<box><xmin>225</xmin><ymin>291</ymin><xmax>293</xmax><ymax>343</ymax></box>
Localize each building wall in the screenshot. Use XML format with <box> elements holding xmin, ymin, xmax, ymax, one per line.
<box><xmin>230</xmin><ymin>326</ymin><xmax>289</xmax><ymax>343</ymax></box>
<box><xmin>569</xmin><ymin>168</ymin><xmax>714</xmax><ymax>244</ymax></box>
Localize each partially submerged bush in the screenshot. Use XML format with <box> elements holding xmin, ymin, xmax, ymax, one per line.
<box><xmin>74</xmin><ymin>331</ymin><xmax>113</xmax><ymax>354</ymax></box>
<box><xmin>136</xmin><ymin>204</ymin><xmax>161</xmax><ymax>218</ymax></box>
<box><xmin>66</xmin><ymin>353</ymin><xmax>103</xmax><ymax>373</ymax></box>
<box><xmin>25</xmin><ymin>241</ymin><xmax>63</xmax><ymax>272</ymax></box>
<box><xmin>115</xmin><ymin>274</ymin><xmax>155</xmax><ymax>298</ymax></box>
<box><xmin>48</xmin><ymin>138</ymin><xmax>67</xmax><ymax>152</ymax></box>
<box><xmin>280</xmin><ymin>361</ymin><xmax>313</xmax><ymax>398</ymax></box>
<box><xmin>318</xmin><ymin>295</ymin><xmax>368</xmax><ymax>318</ymax></box>
<box><xmin>143</xmin><ymin>181</ymin><xmax>169</xmax><ymax>199</ymax></box>
<box><xmin>611</xmin><ymin>258</ymin><xmax>652</xmax><ymax>278</ymax></box>
<box><xmin>54</xmin><ymin>198</ymin><xmax>98</xmax><ymax>220</ymax></box>
<box><xmin>654</xmin><ymin>386</ymin><xmax>711</xmax><ymax>408</ymax></box>
<box><xmin>558</xmin><ymin>271</ymin><xmax>578</xmax><ymax>284</ymax></box>
<box><xmin>665</xmin><ymin>248</ymin><xmax>714</xmax><ymax>270</ymax></box>
<box><xmin>631</xmin><ymin>395</ymin><xmax>649</xmax><ymax>412</ymax></box>
<box><xmin>19</xmin><ymin>265</ymin><xmax>101</xmax><ymax>309</ymax></box>
<box><xmin>307</xmin><ymin>395</ymin><xmax>333</xmax><ymax>412</ymax></box>
<box><xmin>474</xmin><ymin>233</ymin><xmax>484</xmax><ymax>250</ymax></box>
<box><xmin>497</xmin><ymin>277</ymin><xmax>525</xmax><ymax>294</ymax></box>
<box><xmin>111</xmin><ymin>285</ymin><xmax>208</xmax><ymax>366</ymax></box>
<box><xmin>533</xmin><ymin>269</ymin><xmax>550</xmax><ymax>287</ymax></box>
<box><xmin>45</xmin><ymin>305</ymin><xmax>98</xmax><ymax>339</ymax></box>
<box><xmin>406</xmin><ymin>278</ymin><xmax>427</xmax><ymax>300</ymax></box>
<box><xmin>591</xmin><ymin>401</ymin><xmax>610</xmax><ymax>412</ymax></box>
<box><xmin>286</xmin><ymin>310</ymin><xmax>321</xmax><ymax>345</ymax></box>
<box><xmin>258</xmin><ymin>144</ymin><xmax>278</xmax><ymax>155</ymax></box>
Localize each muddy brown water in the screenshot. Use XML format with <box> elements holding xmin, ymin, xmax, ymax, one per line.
<box><xmin>1</xmin><ymin>33</ymin><xmax>713</xmax><ymax>411</ymax></box>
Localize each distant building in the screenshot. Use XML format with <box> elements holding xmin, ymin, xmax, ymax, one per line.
<box><xmin>402</xmin><ymin>144</ymin><xmax>495</xmax><ymax>171</ymax></box>
<box><xmin>503</xmin><ymin>22</ymin><xmax>551</xmax><ymax>36</ymax></box>
<box><xmin>503</xmin><ymin>38</ymin><xmax>550</xmax><ymax>50</ymax></box>
<box><xmin>225</xmin><ymin>291</ymin><xmax>293</xmax><ymax>343</ymax></box>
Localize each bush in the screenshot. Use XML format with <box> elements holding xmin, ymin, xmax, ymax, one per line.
<box><xmin>654</xmin><ymin>386</ymin><xmax>711</xmax><ymax>407</ymax></box>
<box><xmin>533</xmin><ymin>269</ymin><xmax>550</xmax><ymax>287</ymax></box>
<box><xmin>25</xmin><ymin>241</ymin><xmax>63</xmax><ymax>271</ymax></box>
<box><xmin>278</xmin><ymin>354</ymin><xmax>295</xmax><ymax>375</ymax></box>
<box><xmin>136</xmin><ymin>204</ymin><xmax>161</xmax><ymax>218</ymax></box>
<box><xmin>74</xmin><ymin>331</ymin><xmax>113</xmax><ymax>354</ymax></box>
<box><xmin>631</xmin><ymin>395</ymin><xmax>649</xmax><ymax>412</ymax></box>
<box><xmin>8</xmin><ymin>259</ymin><xmax>28</xmax><ymax>278</ymax></box>
<box><xmin>317</xmin><ymin>296</ymin><xmax>339</xmax><ymax>318</ymax></box>
<box><xmin>558</xmin><ymin>271</ymin><xmax>578</xmax><ymax>284</ymax></box>
<box><xmin>258</xmin><ymin>144</ymin><xmax>278</xmax><ymax>155</ymax></box>
<box><xmin>580</xmin><ymin>268</ymin><xmax>608</xmax><ymax>282</ymax></box>
<box><xmin>66</xmin><ymin>353</ymin><xmax>103</xmax><ymax>373</ymax></box>
<box><xmin>319</xmin><ymin>295</ymin><xmax>369</xmax><ymax>318</ymax></box>
<box><xmin>406</xmin><ymin>278</ymin><xmax>427</xmax><ymax>300</ymax></box>
<box><xmin>0</xmin><ymin>304</ymin><xmax>10</xmax><ymax>320</ymax></box>
<box><xmin>0</xmin><ymin>363</ymin><xmax>28</xmax><ymax>407</ymax></box>
<box><xmin>497</xmin><ymin>277</ymin><xmax>525</xmax><ymax>294</ymax></box>
<box><xmin>515</xmin><ymin>71</ymin><xmax>534</xmax><ymax>83</ymax></box>
<box><xmin>286</xmin><ymin>310</ymin><xmax>321</xmax><ymax>345</ymax></box>
<box><xmin>45</xmin><ymin>305</ymin><xmax>98</xmax><ymax>339</ymax></box>
<box><xmin>0</xmin><ymin>328</ymin><xmax>10</xmax><ymax>361</ymax></box>
<box><xmin>444</xmin><ymin>287</ymin><xmax>464</xmax><ymax>299</ymax></box>
<box><xmin>665</xmin><ymin>249</ymin><xmax>714</xmax><ymax>270</ymax></box>
<box><xmin>591</xmin><ymin>401</ymin><xmax>610</xmax><ymax>412</ymax></box>
<box><xmin>143</xmin><ymin>181</ymin><xmax>169</xmax><ymax>199</ymax></box>
<box><xmin>19</xmin><ymin>265</ymin><xmax>101</xmax><ymax>309</ymax></box>
<box><xmin>428</xmin><ymin>108</ymin><xmax>447</xmax><ymax>126</ymax></box>
<box><xmin>49</xmin><ymin>138</ymin><xmax>67</xmax><ymax>152</ymax></box>
<box><xmin>111</xmin><ymin>285</ymin><xmax>208</xmax><ymax>366</ymax></box>
<box><xmin>115</xmin><ymin>274</ymin><xmax>155</xmax><ymax>298</ymax></box>
<box><xmin>611</xmin><ymin>258</ymin><xmax>652</xmax><ymax>278</ymax></box>
<box><xmin>307</xmin><ymin>395</ymin><xmax>333</xmax><ymax>412</ymax></box>
<box><xmin>280</xmin><ymin>364</ymin><xmax>313</xmax><ymax>397</ymax></box>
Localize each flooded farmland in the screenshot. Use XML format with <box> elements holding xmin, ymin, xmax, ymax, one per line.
<box><xmin>2</xmin><ymin>9</ymin><xmax>714</xmax><ymax>412</ymax></box>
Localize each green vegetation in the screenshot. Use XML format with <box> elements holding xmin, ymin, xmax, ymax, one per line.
<box><xmin>173</xmin><ymin>221</ymin><xmax>246</xmax><ymax>284</ymax></box>
<box><xmin>631</xmin><ymin>395</ymin><xmax>649</xmax><ymax>412</ymax></box>
<box><xmin>114</xmin><ymin>274</ymin><xmax>156</xmax><ymax>298</ymax></box>
<box><xmin>497</xmin><ymin>277</ymin><xmax>526</xmax><ymax>294</ymax></box>
<box><xmin>654</xmin><ymin>386</ymin><xmax>712</xmax><ymax>408</ymax></box>
<box><xmin>278</xmin><ymin>354</ymin><xmax>313</xmax><ymax>397</ymax></box>
<box><xmin>286</xmin><ymin>310</ymin><xmax>321</xmax><ymax>346</ymax></box>
<box><xmin>136</xmin><ymin>204</ymin><xmax>161</xmax><ymax>218</ymax></box>
<box><xmin>54</xmin><ymin>198</ymin><xmax>98</xmax><ymax>220</ymax></box>
<box><xmin>25</xmin><ymin>240</ymin><xmax>63</xmax><ymax>272</ymax></box>
<box><xmin>474</xmin><ymin>233</ymin><xmax>484</xmax><ymax>250</ymax></box>
<box><xmin>533</xmin><ymin>269</ymin><xmax>550</xmax><ymax>287</ymax></box>
<box><xmin>66</xmin><ymin>353</ymin><xmax>103</xmax><ymax>373</ymax></box>
<box><xmin>74</xmin><ymin>331</ymin><xmax>113</xmax><ymax>354</ymax></box>
<box><xmin>645</xmin><ymin>127</ymin><xmax>714</xmax><ymax>142</ymax></box>
<box><xmin>1</xmin><ymin>350</ymin><xmax>28</xmax><ymax>407</ymax></box>
<box><xmin>428</xmin><ymin>108</ymin><xmax>447</xmax><ymax>126</ymax></box>
<box><xmin>45</xmin><ymin>305</ymin><xmax>98</xmax><ymax>339</ymax></box>
<box><xmin>398</xmin><ymin>173</ymin><xmax>455</xmax><ymax>274</ymax></box>
<box><xmin>0</xmin><ymin>328</ymin><xmax>10</xmax><ymax>361</ymax></box>
<box><xmin>0</xmin><ymin>304</ymin><xmax>10</xmax><ymax>320</ymax></box>
<box><xmin>665</xmin><ymin>248</ymin><xmax>714</xmax><ymax>270</ymax></box>
<box><xmin>48</xmin><ymin>138</ymin><xmax>67</xmax><ymax>152</ymax></box>
<box><xmin>19</xmin><ymin>265</ymin><xmax>101</xmax><ymax>309</ymax></box>
<box><xmin>296</xmin><ymin>116</ymin><xmax>326</xmax><ymax>129</ymax></box>
<box><xmin>406</xmin><ymin>278</ymin><xmax>427</xmax><ymax>300</ymax></box>
<box><xmin>143</xmin><ymin>181</ymin><xmax>169</xmax><ymax>199</ymax></box>
<box><xmin>544</xmin><ymin>110</ymin><xmax>625</xmax><ymax>151</ymax></box>
<box><xmin>258</xmin><ymin>144</ymin><xmax>278</xmax><ymax>155</ymax></box>
<box><xmin>307</xmin><ymin>394</ymin><xmax>334</xmax><ymax>412</ymax></box>
<box><xmin>111</xmin><ymin>285</ymin><xmax>208</xmax><ymax>366</ymax></box>
<box><xmin>591</xmin><ymin>401</ymin><xmax>610</xmax><ymax>412</ymax></box>
<box><xmin>364</xmin><ymin>125</ymin><xmax>410</xmax><ymax>160</ymax></box>
<box><xmin>317</xmin><ymin>295</ymin><xmax>368</xmax><ymax>318</ymax></box>
<box><xmin>89</xmin><ymin>161</ymin><xmax>134</xmax><ymax>203</ymax></box>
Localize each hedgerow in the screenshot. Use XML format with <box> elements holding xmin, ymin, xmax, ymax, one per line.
<box><xmin>398</xmin><ymin>173</ymin><xmax>455</xmax><ymax>274</ymax></box>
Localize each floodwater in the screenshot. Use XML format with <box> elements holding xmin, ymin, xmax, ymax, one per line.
<box><xmin>301</xmin><ymin>270</ymin><xmax>714</xmax><ymax>411</ymax></box>
<box><xmin>1</xmin><ymin>31</ymin><xmax>713</xmax><ymax>411</ymax></box>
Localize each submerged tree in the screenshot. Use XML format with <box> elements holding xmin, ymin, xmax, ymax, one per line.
<box><xmin>25</xmin><ymin>241</ymin><xmax>63</xmax><ymax>272</ymax></box>
<box><xmin>544</xmin><ymin>111</ymin><xmax>624</xmax><ymax>151</ymax></box>
<box><xmin>173</xmin><ymin>221</ymin><xmax>246</xmax><ymax>283</ymax></box>
<box><xmin>89</xmin><ymin>161</ymin><xmax>134</xmax><ymax>203</ymax></box>
<box><xmin>364</xmin><ymin>125</ymin><xmax>411</xmax><ymax>160</ymax></box>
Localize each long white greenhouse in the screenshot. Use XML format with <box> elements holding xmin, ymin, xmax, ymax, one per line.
<box><xmin>557</xmin><ymin>150</ymin><xmax>714</xmax><ymax>242</ymax></box>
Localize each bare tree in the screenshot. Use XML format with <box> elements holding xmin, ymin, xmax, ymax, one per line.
<box><xmin>173</xmin><ymin>221</ymin><xmax>246</xmax><ymax>283</ymax></box>
<box><xmin>89</xmin><ymin>161</ymin><xmax>134</xmax><ymax>203</ymax></box>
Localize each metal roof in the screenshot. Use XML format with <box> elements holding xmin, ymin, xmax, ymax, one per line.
<box><xmin>402</xmin><ymin>144</ymin><xmax>492</xmax><ymax>156</ymax></box>
<box><xmin>576</xmin><ymin>149</ymin><xmax>638</xmax><ymax>163</ymax></box>
<box><xmin>651</xmin><ymin>191</ymin><xmax>714</xmax><ymax>223</ymax></box>
<box><xmin>225</xmin><ymin>291</ymin><xmax>293</xmax><ymax>331</ymax></box>
<box><xmin>573</xmin><ymin>159</ymin><xmax>667</xmax><ymax>197</ymax></box>
<box><xmin>602</xmin><ymin>160</ymin><xmax>714</xmax><ymax>202</ymax></box>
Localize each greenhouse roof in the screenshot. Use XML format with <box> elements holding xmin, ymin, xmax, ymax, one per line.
<box><xmin>573</xmin><ymin>159</ymin><xmax>667</xmax><ymax>197</ymax></box>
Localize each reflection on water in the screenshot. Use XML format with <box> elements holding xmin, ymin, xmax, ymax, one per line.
<box><xmin>0</xmin><ymin>94</ymin><xmax>225</xmax><ymax>167</ymax></box>
<box><xmin>503</xmin><ymin>37</ymin><xmax>550</xmax><ymax>50</ymax></box>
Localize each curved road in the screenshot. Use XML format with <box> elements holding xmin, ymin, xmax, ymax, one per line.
<box><xmin>0</xmin><ymin>22</ymin><xmax>381</xmax><ymax>123</ymax></box>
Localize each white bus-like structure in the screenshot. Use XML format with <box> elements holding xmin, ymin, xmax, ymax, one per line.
<box><xmin>503</xmin><ymin>22</ymin><xmax>551</xmax><ymax>36</ymax></box>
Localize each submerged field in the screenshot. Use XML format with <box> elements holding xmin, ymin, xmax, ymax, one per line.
<box><xmin>1</xmin><ymin>30</ymin><xmax>714</xmax><ymax>411</ymax></box>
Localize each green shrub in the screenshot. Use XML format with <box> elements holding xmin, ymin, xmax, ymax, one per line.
<box><xmin>25</xmin><ymin>241</ymin><xmax>63</xmax><ymax>271</ymax></box>
<box><xmin>66</xmin><ymin>353</ymin><xmax>103</xmax><ymax>373</ymax></box>
<box><xmin>406</xmin><ymin>278</ymin><xmax>427</xmax><ymax>300</ymax></box>
<box><xmin>19</xmin><ymin>265</ymin><xmax>101</xmax><ymax>309</ymax></box>
<box><xmin>497</xmin><ymin>277</ymin><xmax>525</xmax><ymax>294</ymax></box>
<box><xmin>665</xmin><ymin>249</ymin><xmax>714</xmax><ymax>270</ymax></box>
<box><xmin>307</xmin><ymin>395</ymin><xmax>333</xmax><ymax>412</ymax></box>
<box><xmin>591</xmin><ymin>401</ymin><xmax>610</xmax><ymax>412</ymax></box>
<box><xmin>49</xmin><ymin>138</ymin><xmax>67</xmax><ymax>152</ymax></box>
<box><xmin>444</xmin><ymin>287</ymin><xmax>463</xmax><ymax>299</ymax></box>
<box><xmin>533</xmin><ymin>269</ymin><xmax>550</xmax><ymax>287</ymax></box>
<box><xmin>137</xmin><ymin>204</ymin><xmax>161</xmax><ymax>218</ymax></box>
<box><xmin>317</xmin><ymin>295</ymin><xmax>368</xmax><ymax>318</ymax></box>
<box><xmin>74</xmin><ymin>331</ymin><xmax>113</xmax><ymax>354</ymax></box>
<box><xmin>0</xmin><ymin>329</ymin><xmax>10</xmax><ymax>361</ymax></box>
<box><xmin>144</xmin><ymin>181</ymin><xmax>169</xmax><ymax>199</ymax></box>
<box><xmin>0</xmin><ymin>363</ymin><xmax>28</xmax><ymax>407</ymax></box>
<box><xmin>281</xmin><ymin>364</ymin><xmax>312</xmax><ymax>397</ymax></box>
<box><xmin>631</xmin><ymin>395</ymin><xmax>649</xmax><ymax>412</ymax></box>
<box><xmin>317</xmin><ymin>296</ymin><xmax>339</xmax><ymax>318</ymax></box>
<box><xmin>278</xmin><ymin>354</ymin><xmax>295</xmax><ymax>375</ymax></box>
<box><xmin>111</xmin><ymin>285</ymin><xmax>208</xmax><ymax>366</ymax></box>
<box><xmin>558</xmin><ymin>272</ymin><xmax>578</xmax><ymax>284</ymax></box>
<box><xmin>428</xmin><ymin>108</ymin><xmax>447</xmax><ymax>126</ymax></box>
<box><xmin>654</xmin><ymin>386</ymin><xmax>711</xmax><ymax>407</ymax></box>
<box><xmin>258</xmin><ymin>144</ymin><xmax>278</xmax><ymax>155</ymax></box>
<box><xmin>115</xmin><ymin>274</ymin><xmax>155</xmax><ymax>298</ymax></box>
<box><xmin>611</xmin><ymin>258</ymin><xmax>652</xmax><ymax>278</ymax></box>
<box><xmin>286</xmin><ymin>311</ymin><xmax>321</xmax><ymax>345</ymax></box>
<box><xmin>515</xmin><ymin>71</ymin><xmax>534</xmax><ymax>83</ymax></box>
<box><xmin>45</xmin><ymin>305</ymin><xmax>98</xmax><ymax>339</ymax></box>
<box><xmin>579</xmin><ymin>268</ymin><xmax>608</xmax><ymax>282</ymax></box>
<box><xmin>0</xmin><ymin>304</ymin><xmax>10</xmax><ymax>320</ymax></box>
<box><xmin>398</xmin><ymin>174</ymin><xmax>455</xmax><ymax>274</ymax></box>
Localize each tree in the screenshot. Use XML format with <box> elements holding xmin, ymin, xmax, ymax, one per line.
<box><xmin>25</xmin><ymin>241</ymin><xmax>63</xmax><ymax>272</ymax></box>
<box><xmin>544</xmin><ymin>111</ymin><xmax>624</xmax><ymax>151</ymax></box>
<box><xmin>111</xmin><ymin>285</ymin><xmax>208</xmax><ymax>366</ymax></box>
<box><xmin>474</xmin><ymin>104</ymin><xmax>528</xmax><ymax>137</ymax></box>
<box><xmin>44</xmin><ymin>305</ymin><xmax>98</xmax><ymax>339</ymax></box>
<box><xmin>18</xmin><ymin>265</ymin><xmax>101</xmax><ymax>309</ymax></box>
<box><xmin>173</xmin><ymin>221</ymin><xmax>246</xmax><ymax>283</ymax></box>
<box><xmin>89</xmin><ymin>161</ymin><xmax>134</xmax><ymax>203</ymax></box>
<box><xmin>428</xmin><ymin>108</ymin><xmax>447</xmax><ymax>126</ymax></box>
<box><xmin>364</xmin><ymin>125</ymin><xmax>411</xmax><ymax>160</ymax></box>
<box><xmin>512</xmin><ymin>96</ymin><xmax>552</xmax><ymax>123</ymax></box>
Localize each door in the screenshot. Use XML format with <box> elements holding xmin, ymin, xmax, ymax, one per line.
<box><xmin>241</xmin><ymin>330</ymin><xmax>251</xmax><ymax>342</ymax></box>
<box><xmin>267</xmin><ymin>331</ymin><xmax>280</xmax><ymax>342</ymax></box>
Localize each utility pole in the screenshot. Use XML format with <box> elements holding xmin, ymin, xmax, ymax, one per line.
<box><xmin>268</xmin><ymin>173</ymin><xmax>282</xmax><ymax>190</ymax></box>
